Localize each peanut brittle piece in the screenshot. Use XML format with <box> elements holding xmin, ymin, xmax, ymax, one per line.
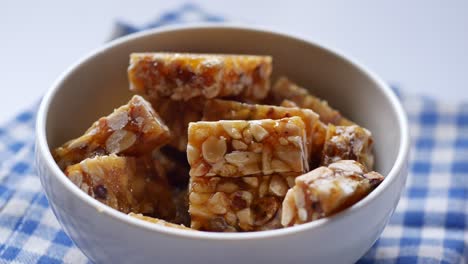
<box><xmin>272</xmin><ymin>77</ymin><xmax>354</xmax><ymax>126</ymax></box>
<box><xmin>150</xmin><ymin>97</ymin><xmax>204</xmax><ymax>152</ymax></box>
<box><xmin>65</xmin><ymin>154</ymin><xmax>175</xmax><ymax>219</ymax></box>
<box><xmin>202</xmin><ymin>99</ymin><xmax>324</xmax><ymax>164</ymax></box>
<box><xmin>54</xmin><ymin>95</ymin><xmax>171</xmax><ymax>169</ymax></box>
<box><xmin>128</xmin><ymin>53</ymin><xmax>272</xmax><ymax>101</ymax></box>
<box><xmin>321</xmin><ymin>124</ymin><xmax>374</xmax><ymax>171</ymax></box>
<box><xmin>189</xmin><ymin>173</ymin><xmax>297</xmax><ymax>232</ymax></box>
<box><xmin>187</xmin><ymin>117</ymin><xmax>309</xmax><ymax>178</ymax></box>
<box><xmin>129</xmin><ymin>213</ymin><xmax>193</xmax><ymax>231</ymax></box>
<box><xmin>281</xmin><ymin>160</ymin><xmax>383</xmax><ymax>227</ymax></box>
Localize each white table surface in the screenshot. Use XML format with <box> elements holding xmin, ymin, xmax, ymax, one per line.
<box><xmin>1</xmin><ymin>0</ymin><xmax>467</xmax><ymax>124</ymax></box>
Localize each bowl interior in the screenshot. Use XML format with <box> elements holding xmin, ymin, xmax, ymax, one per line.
<box><xmin>46</xmin><ymin>26</ymin><xmax>401</xmax><ymax>179</ymax></box>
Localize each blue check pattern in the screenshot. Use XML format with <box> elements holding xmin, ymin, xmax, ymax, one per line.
<box><xmin>0</xmin><ymin>4</ymin><xmax>466</xmax><ymax>263</ymax></box>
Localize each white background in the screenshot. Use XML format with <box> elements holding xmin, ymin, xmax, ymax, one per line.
<box><xmin>1</xmin><ymin>0</ymin><xmax>467</xmax><ymax>124</ymax></box>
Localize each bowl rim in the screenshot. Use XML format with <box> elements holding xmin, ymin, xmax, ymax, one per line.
<box><xmin>36</xmin><ymin>23</ymin><xmax>410</xmax><ymax>241</ymax></box>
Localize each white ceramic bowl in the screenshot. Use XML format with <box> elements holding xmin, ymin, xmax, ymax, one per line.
<box><xmin>35</xmin><ymin>25</ymin><xmax>410</xmax><ymax>264</ymax></box>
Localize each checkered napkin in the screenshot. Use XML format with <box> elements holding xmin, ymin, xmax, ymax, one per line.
<box><xmin>0</xmin><ymin>4</ymin><xmax>466</xmax><ymax>264</ymax></box>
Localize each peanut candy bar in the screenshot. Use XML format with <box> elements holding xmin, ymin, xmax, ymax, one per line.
<box><xmin>54</xmin><ymin>95</ymin><xmax>171</xmax><ymax>169</ymax></box>
<box><xmin>202</xmin><ymin>99</ymin><xmax>324</xmax><ymax>164</ymax></box>
<box><xmin>129</xmin><ymin>213</ymin><xmax>193</xmax><ymax>231</ymax></box>
<box><xmin>150</xmin><ymin>97</ymin><xmax>204</xmax><ymax>152</ymax></box>
<box><xmin>128</xmin><ymin>53</ymin><xmax>272</xmax><ymax>102</ymax></box>
<box><xmin>189</xmin><ymin>173</ymin><xmax>297</xmax><ymax>231</ymax></box>
<box><xmin>321</xmin><ymin>124</ymin><xmax>374</xmax><ymax>171</ymax></box>
<box><xmin>187</xmin><ymin>117</ymin><xmax>309</xmax><ymax>178</ymax></box>
<box><xmin>272</xmin><ymin>77</ymin><xmax>354</xmax><ymax>126</ymax></box>
<box><xmin>281</xmin><ymin>160</ymin><xmax>384</xmax><ymax>227</ymax></box>
<box><xmin>65</xmin><ymin>154</ymin><xmax>175</xmax><ymax>219</ymax></box>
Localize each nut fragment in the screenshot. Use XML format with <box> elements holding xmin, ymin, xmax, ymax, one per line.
<box><xmin>225</xmin><ymin>151</ymin><xmax>260</xmax><ymax>166</ymax></box>
<box><xmin>106</xmin><ymin>111</ymin><xmax>129</xmax><ymax>130</ymax></box>
<box><xmin>210</xmin><ymin>162</ymin><xmax>238</xmax><ymax>177</ymax></box>
<box><xmin>281</xmin><ymin>189</ymin><xmax>295</xmax><ymax>226</ymax></box>
<box><xmin>269</xmin><ymin>175</ymin><xmax>288</xmax><ymax>196</ymax></box>
<box><xmin>258</xmin><ymin>179</ymin><xmax>269</xmax><ymax>198</ymax></box>
<box><xmin>217</xmin><ymin>182</ymin><xmax>239</xmax><ymax>193</ymax></box>
<box><xmin>286</xmin><ymin>176</ymin><xmax>296</xmax><ymax>188</ymax></box>
<box><xmin>250</xmin><ymin>142</ymin><xmax>263</xmax><ymax>153</ymax></box>
<box><xmin>207</xmin><ymin>217</ymin><xmax>233</xmax><ymax>232</ymax></box>
<box><xmin>189</xmin><ymin>192</ymin><xmax>210</xmax><ymax>204</ymax></box>
<box><xmin>207</xmin><ymin>192</ymin><xmax>229</xmax><ymax>214</ymax></box>
<box><xmin>105</xmin><ymin>130</ymin><xmax>137</xmax><ymax>153</ymax></box>
<box><xmin>68</xmin><ymin>171</ymin><xmax>83</xmax><ymax>186</ymax></box>
<box><xmin>276</xmin><ymin>145</ymin><xmax>306</xmax><ymax>172</ymax></box>
<box><xmin>271</xmin><ymin>159</ymin><xmax>290</xmax><ymax>173</ymax></box>
<box><xmin>328</xmin><ymin>159</ymin><xmax>365</xmax><ymax>174</ymax></box>
<box><xmin>262</xmin><ymin>145</ymin><xmax>273</xmax><ymax>174</ymax></box>
<box><xmin>253</xmin><ymin>197</ymin><xmax>279</xmax><ymax>226</ymax></box>
<box><xmin>242</xmin><ymin>128</ymin><xmax>253</xmax><ymax>144</ymax></box>
<box><xmin>230</xmin><ymin>191</ymin><xmax>253</xmax><ymax>210</ymax></box>
<box><xmin>250</xmin><ymin>123</ymin><xmax>269</xmax><ymax>142</ymax></box>
<box><xmin>191</xmin><ymin>177</ymin><xmax>220</xmax><ymax>193</ymax></box>
<box><xmin>190</xmin><ymin>162</ymin><xmax>210</xmax><ymax>177</ymax></box>
<box><xmin>225</xmin><ymin>211</ymin><xmax>237</xmax><ymax>226</ymax></box>
<box><xmin>242</xmin><ymin>177</ymin><xmax>259</xmax><ymax>187</ymax></box>
<box><xmin>293</xmin><ymin>185</ymin><xmax>306</xmax><ymax>210</ymax></box>
<box><xmin>237</xmin><ymin>208</ymin><xmax>254</xmax><ymax>228</ymax></box>
<box><xmin>187</xmin><ymin>145</ymin><xmax>200</xmax><ymax>165</ymax></box>
<box><xmin>189</xmin><ymin>205</ymin><xmax>213</xmax><ymax>219</ymax></box>
<box><xmin>232</xmin><ymin>139</ymin><xmax>248</xmax><ymax>150</ymax></box>
<box><xmin>222</xmin><ymin>123</ymin><xmax>243</xmax><ymax>139</ymax></box>
<box><xmin>278</xmin><ymin>137</ymin><xmax>288</xmax><ymax>145</ymax></box>
<box><xmin>202</xmin><ymin>136</ymin><xmax>227</xmax><ymax>163</ymax></box>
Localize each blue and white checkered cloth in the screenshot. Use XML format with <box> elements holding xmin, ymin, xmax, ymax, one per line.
<box><xmin>0</xmin><ymin>4</ymin><xmax>466</xmax><ymax>263</ymax></box>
